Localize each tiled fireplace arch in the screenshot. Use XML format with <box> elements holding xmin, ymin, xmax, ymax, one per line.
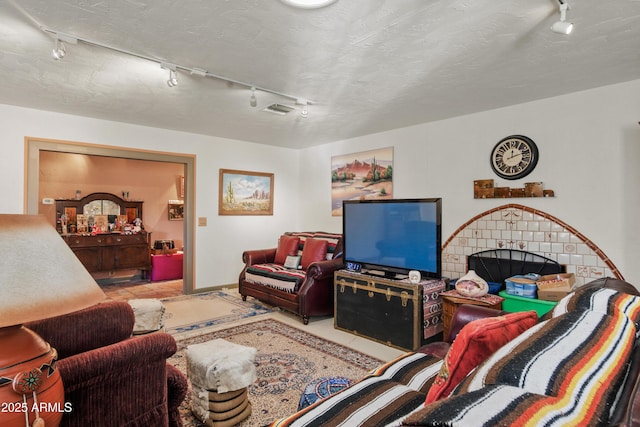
<box><xmin>442</xmin><ymin>204</ymin><xmax>622</xmax><ymax>287</ymax></box>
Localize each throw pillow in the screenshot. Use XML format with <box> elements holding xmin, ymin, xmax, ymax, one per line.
<box><xmin>424</xmin><ymin>310</ymin><xmax>538</xmax><ymax>404</ymax></box>
<box><xmin>274</xmin><ymin>235</ymin><xmax>300</xmax><ymax>265</ymax></box>
<box><xmin>300</xmin><ymin>238</ymin><xmax>328</xmax><ymax>270</ymax></box>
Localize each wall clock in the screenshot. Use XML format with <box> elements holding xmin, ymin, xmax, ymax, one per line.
<box><xmin>490</xmin><ymin>135</ymin><xmax>539</xmax><ymax>180</ymax></box>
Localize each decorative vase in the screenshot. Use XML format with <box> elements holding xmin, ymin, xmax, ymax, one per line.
<box><xmin>0</xmin><ymin>326</ymin><xmax>65</xmax><ymax>427</ymax></box>
<box><xmin>455</xmin><ymin>270</ymin><xmax>489</xmax><ymax>297</ymax></box>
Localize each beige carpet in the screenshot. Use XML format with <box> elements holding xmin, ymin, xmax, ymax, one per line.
<box><xmin>169</xmin><ymin>318</ymin><xmax>384</xmax><ymax>427</ymax></box>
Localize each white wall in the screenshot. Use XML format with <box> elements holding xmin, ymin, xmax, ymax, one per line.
<box><xmin>0</xmin><ymin>104</ymin><xmax>300</xmax><ymax>289</ymax></box>
<box><xmin>2</xmin><ymin>79</ymin><xmax>639</xmax><ymax>287</ymax></box>
<box><xmin>299</xmin><ymin>79</ymin><xmax>640</xmax><ymax>286</ymax></box>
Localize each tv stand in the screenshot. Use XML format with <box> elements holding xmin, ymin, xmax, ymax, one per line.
<box><xmin>334</xmin><ymin>269</ymin><xmax>445</xmax><ymax>351</ymax></box>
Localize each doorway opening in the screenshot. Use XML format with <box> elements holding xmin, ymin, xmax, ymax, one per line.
<box><xmin>25</xmin><ymin>137</ymin><xmax>196</xmax><ymax>294</ymax></box>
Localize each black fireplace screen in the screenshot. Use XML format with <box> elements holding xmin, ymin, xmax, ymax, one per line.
<box><xmin>467</xmin><ymin>249</ymin><xmax>565</xmax><ymax>285</ymax></box>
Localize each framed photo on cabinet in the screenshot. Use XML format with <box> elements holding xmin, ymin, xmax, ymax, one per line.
<box><xmin>168</xmin><ymin>200</ymin><xmax>184</xmax><ymax>221</ymax></box>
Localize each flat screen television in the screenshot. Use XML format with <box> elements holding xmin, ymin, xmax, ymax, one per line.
<box><xmin>342</xmin><ymin>198</ymin><xmax>442</xmax><ymax>279</ymax></box>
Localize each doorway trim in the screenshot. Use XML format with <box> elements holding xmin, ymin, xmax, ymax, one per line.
<box><xmin>24</xmin><ymin>137</ymin><xmax>196</xmax><ymax>294</ymax></box>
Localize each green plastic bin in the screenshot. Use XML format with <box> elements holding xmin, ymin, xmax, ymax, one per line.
<box><xmin>499</xmin><ymin>291</ymin><xmax>557</xmax><ymax>317</ymax></box>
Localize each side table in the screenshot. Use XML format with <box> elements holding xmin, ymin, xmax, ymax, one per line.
<box><xmin>441</xmin><ymin>291</ymin><xmax>503</xmax><ymax>339</ymax></box>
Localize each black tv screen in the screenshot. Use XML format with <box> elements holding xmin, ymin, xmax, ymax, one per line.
<box><xmin>342</xmin><ymin>198</ymin><xmax>442</xmax><ymax>279</ymax></box>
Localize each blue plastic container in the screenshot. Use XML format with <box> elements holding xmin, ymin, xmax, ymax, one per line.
<box><xmin>487</xmin><ymin>281</ymin><xmax>503</xmax><ymax>295</ymax></box>
<box><xmin>505</xmin><ymin>275</ymin><xmax>537</xmax><ymax>298</ymax></box>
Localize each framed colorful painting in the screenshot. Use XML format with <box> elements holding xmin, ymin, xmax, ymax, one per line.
<box><xmin>168</xmin><ymin>200</ymin><xmax>184</xmax><ymax>221</ymax></box>
<box><xmin>219</xmin><ymin>169</ymin><xmax>274</xmax><ymax>215</ymax></box>
<box><xmin>331</xmin><ymin>147</ymin><xmax>393</xmax><ymax>216</ymax></box>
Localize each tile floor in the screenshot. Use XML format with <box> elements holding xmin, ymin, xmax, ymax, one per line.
<box><xmin>101</xmin><ymin>279</ymin><xmax>184</xmax><ymax>301</ymax></box>
<box><xmin>101</xmin><ymin>280</ymin><xmax>405</xmax><ymax>361</ymax></box>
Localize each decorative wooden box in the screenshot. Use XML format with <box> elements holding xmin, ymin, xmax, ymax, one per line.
<box><xmin>334</xmin><ymin>270</ymin><xmax>445</xmax><ymax>351</ymax></box>
<box><xmin>441</xmin><ymin>291</ymin><xmax>503</xmax><ymax>339</ymax></box>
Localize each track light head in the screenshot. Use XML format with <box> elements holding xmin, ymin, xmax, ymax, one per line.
<box><xmin>51</xmin><ymin>39</ymin><xmax>66</xmax><ymax>60</ymax></box>
<box><xmin>167</xmin><ymin>69</ymin><xmax>178</xmax><ymax>87</ymax></box>
<box><xmin>161</xmin><ymin>63</ymin><xmax>178</xmax><ymax>87</ymax></box>
<box><xmin>297</xmin><ymin>99</ymin><xmax>309</xmax><ymax>118</ymax></box>
<box><xmin>551</xmin><ymin>1</ymin><xmax>573</xmax><ymax>35</ymax></box>
<box><xmin>551</xmin><ymin>20</ymin><xmax>573</xmax><ymax>35</ymax></box>
<box><xmin>249</xmin><ymin>87</ymin><xmax>257</xmax><ymax>107</ymax></box>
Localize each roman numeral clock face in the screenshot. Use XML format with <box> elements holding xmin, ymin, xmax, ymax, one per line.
<box><xmin>490</xmin><ymin>135</ymin><xmax>539</xmax><ymax>180</ymax></box>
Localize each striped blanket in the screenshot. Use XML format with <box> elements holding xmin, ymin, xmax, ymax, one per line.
<box><xmin>269</xmin><ymin>287</ymin><xmax>638</xmax><ymax>427</ymax></box>
<box><xmin>245</xmin><ymin>263</ymin><xmax>306</xmax><ymax>293</ymax></box>
<box><xmin>405</xmin><ymin>309</ymin><xmax>636</xmax><ymax>426</ymax></box>
<box><xmin>269</xmin><ymin>353</ymin><xmax>442</xmax><ymax>427</ymax></box>
<box><xmin>244</xmin><ymin>232</ymin><xmax>342</xmax><ymax>293</ymax></box>
<box><xmin>286</xmin><ymin>231</ymin><xmax>341</xmax><ymax>259</ymax></box>
<box><xmin>549</xmin><ymin>287</ymin><xmax>640</xmax><ymax>329</ymax></box>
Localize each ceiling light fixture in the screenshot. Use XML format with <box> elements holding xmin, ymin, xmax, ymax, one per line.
<box><xmin>249</xmin><ymin>87</ymin><xmax>258</xmax><ymax>107</ymax></box>
<box><xmin>551</xmin><ymin>0</ymin><xmax>574</xmax><ymax>35</ymax></box>
<box><xmin>161</xmin><ymin>63</ymin><xmax>178</xmax><ymax>87</ymax></box>
<box><xmin>50</xmin><ymin>32</ymin><xmax>78</xmax><ymax>60</ymax></box>
<box><xmin>40</xmin><ymin>26</ymin><xmax>315</xmax><ymax>108</ymax></box>
<box><xmin>279</xmin><ymin>0</ymin><xmax>338</xmax><ymax>9</ymax></box>
<box><xmin>51</xmin><ymin>38</ymin><xmax>66</xmax><ymax>60</ymax></box>
<box><xmin>297</xmin><ymin>99</ymin><xmax>309</xmax><ymax>118</ymax></box>
<box><xmin>167</xmin><ymin>70</ymin><xmax>178</xmax><ymax>87</ymax></box>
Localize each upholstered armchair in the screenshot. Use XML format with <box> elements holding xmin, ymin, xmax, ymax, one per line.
<box><xmin>238</xmin><ymin>232</ymin><xmax>343</xmax><ymax>324</ymax></box>
<box><xmin>25</xmin><ymin>301</ymin><xmax>188</xmax><ymax>427</ymax></box>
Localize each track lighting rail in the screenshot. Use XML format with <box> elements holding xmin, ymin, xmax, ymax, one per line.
<box><xmin>40</xmin><ymin>26</ymin><xmax>316</xmax><ymax>105</ymax></box>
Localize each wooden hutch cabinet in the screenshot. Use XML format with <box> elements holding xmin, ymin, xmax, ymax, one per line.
<box><xmin>56</xmin><ymin>192</ymin><xmax>151</xmax><ymax>275</ymax></box>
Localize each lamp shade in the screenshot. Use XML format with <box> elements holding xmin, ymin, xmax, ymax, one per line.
<box><xmin>0</xmin><ymin>214</ymin><xmax>105</xmax><ymax>327</ymax></box>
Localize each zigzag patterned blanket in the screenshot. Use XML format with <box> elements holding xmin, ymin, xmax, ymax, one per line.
<box><xmin>405</xmin><ymin>309</ymin><xmax>636</xmax><ymax>426</ymax></box>
<box><xmin>245</xmin><ymin>263</ymin><xmax>305</xmax><ymax>293</ymax></box>
<box><xmin>269</xmin><ymin>353</ymin><xmax>442</xmax><ymax>427</ymax></box>
<box><xmin>245</xmin><ymin>232</ymin><xmax>342</xmax><ymax>293</ymax></box>
<box><xmin>269</xmin><ymin>287</ymin><xmax>639</xmax><ymax>427</ymax></box>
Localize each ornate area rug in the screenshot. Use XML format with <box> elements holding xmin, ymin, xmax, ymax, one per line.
<box><xmin>169</xmin><ymin>318</ymin><xmax>384</xmax><ymax>427</ymax></box>
<box><xmin>162</xmin><ymin>290</ymin><xmax>275</xmax><ymax>335</ymax></box>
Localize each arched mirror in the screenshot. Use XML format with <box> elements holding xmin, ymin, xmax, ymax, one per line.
<box><xmin>84</xmin><ymin>199</ymin><xmax>121</xmax><ymax>216</ymax></box>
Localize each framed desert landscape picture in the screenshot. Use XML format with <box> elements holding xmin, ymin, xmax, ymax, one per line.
<box><xmin>331</xmin><ymin>147</ymin><xmax>393</xmax><ymax>216</ymax></box>
<box><xmin>219</xmin><ymin>169</ymin><xmax>274</xmax><ymax>215</ymax></box>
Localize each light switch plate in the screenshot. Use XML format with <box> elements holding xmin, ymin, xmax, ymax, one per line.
<box><xmin>198</xmin><ymin>217</ymin><xmax>207</xmax><ymax>226</ymax></box>
<box><xmin>42</xmin><ymin>197</ymin><xmax>54</xmax><ymax>205</ymax></box>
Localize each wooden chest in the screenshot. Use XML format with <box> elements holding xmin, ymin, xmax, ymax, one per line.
<box><xmin>334</xmin><ymin>270</ymin><xmax>445</xmax><ymax>351</ymax></box>
<box><xmin>441</xmin><ymin>293</ymin><xmax>503</xmax><ymax>339</ymax></box>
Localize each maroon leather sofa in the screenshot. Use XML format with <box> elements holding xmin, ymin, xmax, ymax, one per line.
<box><xmin>238</xmin><ymin>232</ymin><xmax>343</xmax><ymax>324</ymax></box>
<box><xmin>26</xmin><ymin>301</ymin><xmax>188</xmax><ymax>427</ymax></box>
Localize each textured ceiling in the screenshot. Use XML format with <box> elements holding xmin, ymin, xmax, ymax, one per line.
<box><xmin>1</xmin><ymin>0</ymin><xmax>639</xmax><ymax>149</ymax></box>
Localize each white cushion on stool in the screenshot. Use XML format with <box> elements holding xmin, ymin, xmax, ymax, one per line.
<box><xmin>186</xmin><ymin>338</ymin><xmax>257</xmax><ymax>392</ymax></box>
<box><xmin>128</xmin><ymin>298</ymin><xmax>165</xmax><ymax>334</ymax></box>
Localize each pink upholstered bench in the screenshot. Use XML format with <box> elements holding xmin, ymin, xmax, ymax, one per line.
<box><xmin>151</xmin><ymin>252</ymin><xmax>183</xmax><ymax>281</ymax></box>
